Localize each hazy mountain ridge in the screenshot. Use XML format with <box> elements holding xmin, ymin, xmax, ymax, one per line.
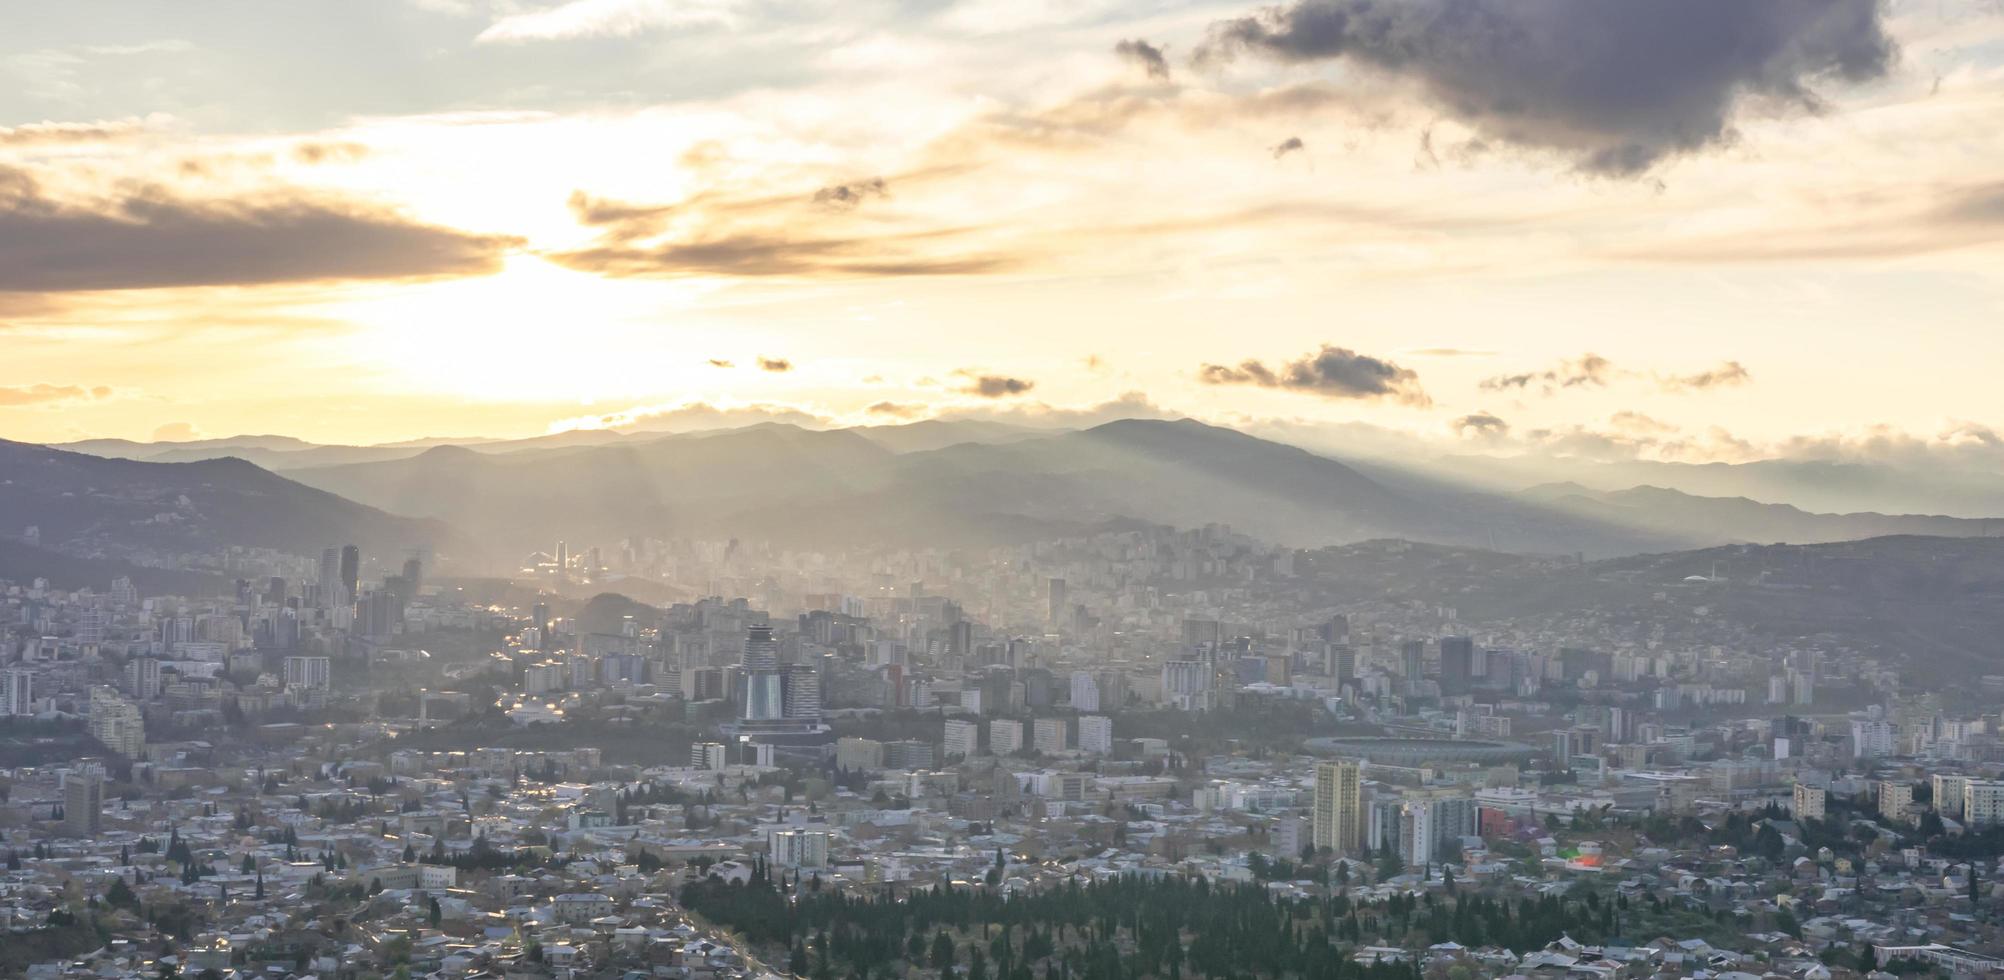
<box><xmin>1518</xmin><ymin>483</ymin><xmax>2004</xmax><ymax>545</ymax></box>
<box><xmin>26</xmin><ymin>419</ymin><xmax>2004</xmax><ymax>566</ymax></box>
<box><xmin>282</xmin><ymin>418</ymin><xmax>1675</xmax><ymax>556</ymax></box>
<box><xmin>0</xmin><ymin>439</ymin><xmax>471</xmax><ymax>566</ymax></box>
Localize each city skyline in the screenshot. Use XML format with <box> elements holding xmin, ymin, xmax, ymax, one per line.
<box><xmin>3</xmin><ymin>0</ymin><xmax>2004</xmax><ymax>467</ymax></box>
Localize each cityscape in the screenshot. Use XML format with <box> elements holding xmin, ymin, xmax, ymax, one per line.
<box><xmin>9</xmin><ymin>1</ymin><xmax>2004</xmax><ymax>980</ymax></box>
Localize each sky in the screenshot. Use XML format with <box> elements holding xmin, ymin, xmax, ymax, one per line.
<box><xmin>4</xmin><ymin>0</ymin><xmax>2004</xmax><ymax>465</ymax></box>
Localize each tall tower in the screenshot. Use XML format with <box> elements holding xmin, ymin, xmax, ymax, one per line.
<box><xmin>64</xmin><ymin>767</ymin><xmax>104</xmax><ymax>837</ymax></box>
<box><xmin>742</xmin><ymin>625</ymin><xmax>784</xmax><ymax>721</ymax></box>
<box><xmin>1439</xmin><ymin>636</ymin><xmax>1475</xmax><ymax>695</ymax></box>
<box><xmin>339</xmin><ymin>545</ymin><xmax>360</xmax><ymax>601</ymax></box>
<box><xmin>1313</xmin><ymin>760</ymin><xmax>1363</xmax><ymax>855</ymax></box>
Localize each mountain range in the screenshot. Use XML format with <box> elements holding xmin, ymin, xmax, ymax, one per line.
<box><xmin>11</xmin><ymin>418</ymin><xmax>2004</xmax><ymax>571</ymax></box>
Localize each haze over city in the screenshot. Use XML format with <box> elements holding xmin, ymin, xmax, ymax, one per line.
<box><xmin>13</xmin><ymin>3</ymin><xmax>2004</xmax><ymax>980</ymax></box>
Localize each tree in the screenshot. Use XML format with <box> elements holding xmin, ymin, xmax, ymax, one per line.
<box><xmin>1775</xmin><ymin>908</ymin><xmax>1801</xmax><ymax>939</ymax></box>
<box><xmin>932</xmin><ymin>931</ymin><xmax>956</xmax><ymax>972</ymax></box>
<box><xmin>428</xmin><ymin>896</ymin><xmax>443</xmax><ymax>928</ymax></box>
<box><xmin>107</xmin><ymin>877</ymin><xmax>139</xmax><ymax>909</ymax></box>
<box><xmin>792</xmin><ymin>941</ymin><xmax>811</xmax><ymax>975</ymax></box>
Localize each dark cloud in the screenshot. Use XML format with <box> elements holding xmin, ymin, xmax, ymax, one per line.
<box><xmin>866</xmin><ymin>401</ymin><xmax>922</xmax><ymax>418</ymax></box>
<box><xmin>811</xmin><ymin>178</ymin><xmax>887</xmax><ymax>211</ymax></box>
<box><xmin>1452</xmin><ymin>412</ymin><xmax>1508</xmax><ymax>437</ymax></box>
<box><xmin>1195</xmin><ymin>0</ymin><xmax>1895</xmax><ymax>175</ymax></box>
<box><xmin>0</xmin><ymin>165</ymin><xmax>515</xmax><ymax>293</ymax></box>
<box><xmin>1198</xmin><ymin>344</ymin><xmax>1427</xmax><ymax>405</ymax></box>
<box><xmin>707</xmin><ymin>358</ymin><xmax>734</xmax><ymax>368</ymax></box>
<box><xmin>1270</xmin><ymin>136</ymin><xmax>1306</xmax><ymax>159</ymax></box>
<box><xmin>1659</xmin><ymin>360</ymin><xmax>1751</xmax><ymax>392</ymax></box>
<box><xmin>1480</xmin><ymin>354</ymin><xmax>1613</xmax><ymax>394</ymax></box>
<box><xmin>958</xmin><ymin>373</ymin><xmax>1036</xmax><ymax>398</ymax></box>
<box><xmin>1114</xmin><ymin>39</ymin><xmax>1172</xmax><ymax>80</ymax></box>
<box><xmin>0</xmin><ymin>383</ymin><xmax>114</xmax><ymax>407</ymax></box>
<box><xmin>758</xmin><ymin>357</ymin><xmax>792</xmax><ymax>373</ymax></box>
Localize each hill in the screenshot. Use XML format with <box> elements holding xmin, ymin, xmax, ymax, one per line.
<box><xmin>0</xmin><ymin>439</ymin><xmax>474</xmax><ymax>566</ymax></box>
<box><xmin>1516</xmin><ymin>483</ymin><xmax>2003</xmax><ymax>546</ymax></box>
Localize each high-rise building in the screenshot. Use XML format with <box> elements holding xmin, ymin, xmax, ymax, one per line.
<box><xmin>989</xmin><ymin>719</ymin><xmax>1024</xmax><ymax>756</ymax></box>
<box><xmin>944</xmin><ymin>719</ymin><xmax>980</xmax><ymax>759</ymax></box>
<box><xmin>1078</xmin><ymin>715</ymin><xmax>1113</xmax><ymax>755</ymax></box>
<box><xmin>1934</xmin><ymin>774</ymin><xmax>1971</xmax><ymax>822</ymax></box>
<box><xmin>125</xmin><ymin>657</ymin><xmax>163</xmax><ymax>700</ymax></box>
<box><xmin>319</xmin><ymin>548</ymin><xmax>343</xmax><ymax>609</ymax></box>
<box><xmin>1879</xmin><ymin>780</ymin><xmax>1914</xmax><ymax>824</ymax></box>
<box><xmin>1070</xmin><ymin>671</ymin><xmax>1100</xmax><ymax>712</ymax></box>
<box><xmin>285</xmin><ymin>656</ymin><xmax>333</xmax><ymax>692</ymax></box>
<box><xmin>1047</xmin><ymin>578</ymin><xmax>1067</xmax><ymax>625</ymax></box>
<box><xmin>783</xmin><ymin>664</ymin><xmax>822</xmax><ymax>721</ymax></box>
<box><xmin>691</xmin><ymin>742</ymin><xmax>728</xmax><ymax>770</ymax></box>
<box><xmin>1033</xmin><ymin>717</ymin><xmax>1068</xmax><ymax>755</ymax></box>
<box><xmin>1965</xmin><ymin>781</ymin><xmax>2004</xmax><ymax>827</ymax></box>
<box><xmin>1439</xmin><ymin>637</ymin><xmax>1475</xmax><ymax>696</ymax></box>
<box><xmin>2</xmin><ymin>668</ymin><xmax>34</xmax><ymax>716</ymax></box>
<box><xmin>88</xmin><ymin>687</ymin><xmax>145</xmax><ymax>757</ymax></box>
<box><xmin>1312</xmin><ymin>760</ymin><xmax>1363</xmax><ymax>855</ymax></box>
<box><xmin>1400</xmin><ymin>640</ymin><xmax>1426</xmax><ymax>682</ymax></box>
<box><xmin>769</xmin><ymin>829</ymin><xmax>832</xmax><ymax>868</ymax></box>
<box><xmin>1852</xmin><ymin>719</ymin><xmax>1896</xmax><ymax>759</ymax></box>
<box><xmin>63</xmin><ymin>767</ymin><xmax>103</xmax><ymax>837</ymax></box>
<box><xmin>884</xmin><ymin>740</ymin><xmax>934</xmax><ymax>769</ymax></box>
<box><xmin>1792</xmin><ymin>782</ymin><xmax>1827</xmax><ymax>821</ymax></box>
<box><xmin>339</xmin><ymin>545</ymin><xmax>360</xmax><ymax>600</ymax></box>
<box><xmin>402</xmin><ymin>556</ymin><xmax>424</xmax><ymax>595</ymax></box>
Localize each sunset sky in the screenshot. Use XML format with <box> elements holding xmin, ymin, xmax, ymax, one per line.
<box><xmin>5</xmin><ymin>0</ymin><xmax>2004</xmax><ymax>463</ymax></box>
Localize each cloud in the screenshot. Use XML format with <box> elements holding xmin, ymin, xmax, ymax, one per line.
<box><xmin>707</xmin><ymin>358</ymin><xmax>734</xmax><ymax>368</ymax></box>
<box><xmin>1609</xmin><ymin>411</ymin><xmax>1676</xmax><ymax>435</ymax></box>
<box><xmin>476</xmin><ymin>0</ymin><xmax>737</xmax><ymax>43</ymax></box>
<box><xmin>1114</xmin><ymin>39</ymin><xmax>1172</xmax><ymax>80</ymax></box>
<box><xmin>0</xmin><ymin>165</ymin><xmax>516</xmax><ymax>293</ymax></box>
<box><xmin>1407</xmin><ymin>347</ymin><xmax>1495</xmax><ymax>357</ymax></box>
<box><xmin>938</xmin><ymin>391</ymin><xmax>1178</xmax><ymax>429</ymax></box>
<box><xmin>553</xmin><ymin>186</ymin><xmax>1012</xmax><ymax>279</ymax></box>
<box><xmin>866</xmin><ymin>401</ymin><xmax>922</xmax><ymax>418</ymax></box>
<box><xmin>549</xmin><ymin>400</ymin><xmax>836</xmax><ymax>434</ymax></box>
<box><xmin>758</xmin><ymin>357</ymin><xmax>792</xmax><ymax>373</ymax></box>
<box><xmin>0</xmin><ymin>116</ymin><xmax>162</xmax><ymax>147</ymax></box>
<box><xmin>1198</xmin><ymin>344</ymin><xmax>1428</xmax><ymax>405</ymax></box>
<box><xmin>1659</xmin><ymin>360</ymin><xmax>1751</xmax><ymax>392</ymax></box>
<box><xmin>151</xmin><ymin>421</ymin><xmax>203</xmax><ymax>441</ymax></box>
<box><xmin>0</xmin><ymin>383</ymin><xmax>114</xmax><ymax>407</ymax></box>
<box><xmin>291</xmin><ymin>141</ymin><xmax>370</xmax><ymax>165</ymax></box>
<box><xmin>1452</xmin><ymin>412</ymin><xmax>1508</xmax><ymax>437</ymax></box>
<box><xmin>957</xmin><ymin>372</ymin><xmax>1036</xmax><ymax>398</ymax></box>
<box><xmin>1194</xmin><ymin>0</ymin><xmax>1895</xmax><ymax>174</ymax></box>
<box><xmin>1480</xmin><ymin>353</ymin><xmax>1613</xmax><ymax>394</ymax></box>
<box><xmin>812</xmin><ymin>178</ymin><xmax>887</xmax><ymax>212</ymax></box>
<box><xmin>1270</xmin><ymin>136</ymin><xmax>1306</xmax><ymax>159</ymax></box>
